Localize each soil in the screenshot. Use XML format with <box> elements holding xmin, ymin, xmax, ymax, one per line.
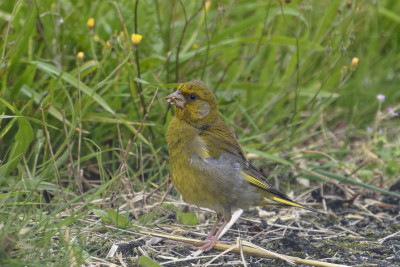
<box><xmin>87</xmin><ymin>181</ymin><xmax>400</xmax><ymax>266</ymax></box>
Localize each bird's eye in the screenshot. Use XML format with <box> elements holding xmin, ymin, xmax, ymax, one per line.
<box><xmin>189</xmin><ymin>93</ymin><xmax>197</xmax><ymax>100</ymax></box>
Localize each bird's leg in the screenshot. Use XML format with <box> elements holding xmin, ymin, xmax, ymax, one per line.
<box><xmin>204</xmin><ymin>214</ymin><xmax>222</xmax><ymax>240</ymax></box>
<box><xmin>197</xmin><ymin>219</ymin><xmax>228</xmax><ymax>252</ymax></box>
<box><xmin>197</xmin><ymin>209</ymin><xmax>243</xmax><ymax>252</ymax></box>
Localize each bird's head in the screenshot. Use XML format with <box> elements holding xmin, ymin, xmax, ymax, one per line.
<box><xmin>166</xmin><ymin>80</ymin><xmax>218</xmax><ymax>128</ymax></box>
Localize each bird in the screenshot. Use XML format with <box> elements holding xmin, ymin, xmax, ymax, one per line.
<box><xmin>165</xmin><ymin>80</ymin><xmax>317</xmax><ymax>251</ymax></box>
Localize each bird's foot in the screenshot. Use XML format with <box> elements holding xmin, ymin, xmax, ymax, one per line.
<box><xmin>197</xmin><ymin>236</ymin><xmax>224</xmax><ymax>251</ymax></box>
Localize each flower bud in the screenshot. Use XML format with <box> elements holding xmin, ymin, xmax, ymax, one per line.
<box><xmin>87</xmin><ymin>17</ymin><xmax>95</xmax><ymax>29</ymax></box>
<box><xmin>376</xmin><ymin>94</ymin><xmax>385</xmax><ymax>102</ymax></box>
<box><xmin>76</xmin><ymin>51</ymin><xmax>85</xmax><ymax>63</ymax></box>
<box><xmin>131</xmin><ymin>34</ymin><xmax>143</xmax><ymax>46</ymax></box>
<box><xmin>351</xmin><ymin>57</ymin><xmax>359</xmax><ymax>68</ymax></box>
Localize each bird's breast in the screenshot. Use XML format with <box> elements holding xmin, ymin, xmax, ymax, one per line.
<box><xmin>166</xmin><ymin>119</ymin><xmax>212</xmax><ymax>202</ymax></box>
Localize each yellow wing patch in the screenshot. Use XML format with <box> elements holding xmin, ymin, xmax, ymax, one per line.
<box><xmin>243</xmin><ymin>171</ymin><xmax>315</xmax><ymax>211</ymax></box>
<box><xmin>203</xmin><ymin>150</ymin><xmax>210</xmax><ymax>158</ymax></box>
<box><xmin>243</xmin><ymin>172</ymin><xmax>269</xmax><ymax>190</ymax></box>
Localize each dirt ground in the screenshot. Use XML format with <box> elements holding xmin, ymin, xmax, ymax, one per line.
<box><xmin>88</xmin><ymin>180</ymin><xmax>400</xmax><ymax>266</ymax></box>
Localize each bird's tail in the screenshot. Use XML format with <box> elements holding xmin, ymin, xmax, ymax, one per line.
<box><xmin>258</xmin><ymin>190</ymin><xmax>319</xmax><ymax>213</ymax></box>
<box><xmin>270</xmin><ymin>195</ymin><xmax>319</xmax><ymax>213</ymax></box>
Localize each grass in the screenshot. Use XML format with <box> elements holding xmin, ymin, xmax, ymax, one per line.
<box><xmin>1</xmin><ymin>0</ymin><xmax>400</xmax><ymax>265</ymax></box>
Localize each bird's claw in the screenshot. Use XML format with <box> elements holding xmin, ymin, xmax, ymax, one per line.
<box><xmin>197</xmin><ymin>236</ymin><xmax>225</xmax><ymax>251</ymax></box>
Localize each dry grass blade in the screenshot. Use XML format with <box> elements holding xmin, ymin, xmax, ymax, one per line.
<box><xmin>238</xmin><ymin>237</ymin><xmax>247</xmax><ymax>267</ymax></box>
<box><xmin>204</xmin><ymin>243</ymin><xmax>238</xmax><ymax>266</ymax></box>
<box><xmin>143</xmin><ymin>181</ymin><xmax>173</xmax><ymax>223</ymax></box>
<box><xmin>63</xmin><ymin>227</ymin><xmax>78</xmax><ymax>267</ymax></box>
<box><xmin>377</xmin><ymin>230</ymin><xmax>400</xmax><ymax>245</ymax></box>
<box><xmin>61</xmin><ymin>110</ymin><xmax>83</xmax><ymax>197</ymax></box>
<box><xmin>105</xmin><ymin>88</ymin><xmax>159</xmax><ymax>204</ymax></box>
<box><xmin>140</xmin><ymin>230</ymin><xmax>350</xmax><ymax>267</ymax></box>
<box><xmin>241</xmin><ymin>240</ymin><xmax>295</xmax><ymax>265</ymax></box>
<box><xmin>116</xmin><ymin>87</ymin><xmax>159</xmax><ymax>175</ymax></box>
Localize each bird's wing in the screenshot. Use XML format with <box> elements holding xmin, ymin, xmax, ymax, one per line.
<box><xmin>236</xmin><ymin>155</ymin><xmax>311</xmax><ymax>210</ymax></box>
<box><xmin>200</xmin><ymin>118</ymin><xmax>315</xmax><ymax>211</ymax></box>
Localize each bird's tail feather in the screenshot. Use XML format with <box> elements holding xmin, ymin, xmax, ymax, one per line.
<box><xmin>272</xmin><ymin>196</ymin><xmax>319</xmax><ymax>212</ymax></box>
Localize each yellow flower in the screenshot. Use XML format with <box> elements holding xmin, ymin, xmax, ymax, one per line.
<box><xmin>131</xmin><ymin>34</ymin><xmax>143</xmax><ymax>46</ymax></box>
<box><xmin>87</xmin><ymin>18</ymin><xmax>95</xmax><ymax>29</ymax></box>
<box><xmin>76</xmin><ymin>51</ymin><xmax>85</xmax><ymax>61</ymax></box>
<box><xmin>351</xmin><ymin>57</ymin><xmax>359</xmax><ymax>68</ymax></box>
<box><xmin>192</xmin><ymin>44</ymin><xmax>199</xmax><ymax>49</ymax></box>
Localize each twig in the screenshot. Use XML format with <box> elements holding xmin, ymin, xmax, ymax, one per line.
<box><xmin>143</xmin><ymin>177</ymin><xmax>169</xmax><ymax>204</ymax></box>
<box><xmin>90</xmin><ymin>256</ymin><xmax>117</xmax><ymax>266</ymax></box>
<box><xmin>161</xmin><ymin>255</ymin><xmax>216</xmax><ymax>265</ymax></box>
<box><xmin>241</xmin><ymin>217</ymin><xmax>334</xmax><ymax>235</ymax></box>
<box><xmin>36</xmin><ymin>13</ymin><xmax>55</xmax><ymax>66</ymax></box>
<box><xmin>175</xmin><ymin>1</ymin><xmax>204</xmax><ymax>82</ymax></box>
<box><xmin>62</xmin><ymin>110</ymin><xmax>83</xmax><ymax>197</ymax></box>
<box><xmin>342</xmin><ymin>160</ymin><xmax>369</xmax><ymax>183</ymax></box>
<box><xmin>113</xmin><ymin>1</ymin><xmax>146</xmax><ymax>111</ymax></box>
<box><xmin>255</xmin><ymin>0</ymin><xmax>272</xmax><ymax>53</ymax></box>
<box><xmin>200</xmin><ymin>2</ymin><xmax>210</xmax><ymax>81</ymax></box>
<box><xmin>143</xmin><ymin>182</ymin><xmax>173</xmax><ymax>224</ymax></box>
<box><xmin>336</xmin><ymin>225</ymin><xmax>360</xmax><ymax>237</ymax></box>
<box><xmin>106</xmin><ymin>88</ymin><xmax>159</xmax><ymax>205</ymax></box>
<box><xmin>114</xmin><ymin>112</ymin><xmax>129</xmax><ymax>193</ymax></box>
<box><xmin>242</xmin><ymin>240</ymin><xmax>295</xmax><ymax>265</ymax></box>
<box><xmin>115</xmin><ymin>112</ymin><xmax>124</xmax><ymax>163</ymax></box>
<box><xmin>301</xmin><ymin>150</ymin><xmax>370</xmax><ymax>184</ymax></box>
<box><xmin>179</xmin><ymin>0</ymin><xmax>238</xmax><ymax>82</ymax></box>
<box><xmin>150</xmin><ymin>51</ymin><xmax>172</xmax><ymax>83</ymax></box>
<box><xmin>140</xmin><ymin>143</ymin><xmax>146</xmax><ymax>206</ymax></box>
<box><xmin>76</xmin><ymin>62</ymin><xmax>83</xmax><ymax>196</ymax></box>
<box><xmin>321</xmin><ymin>182</ymin><xmax>327</xmax><ymax>212</ymax></box>
<box><xmin>378</xmin><ymin>230</ymin><xmax>400</xmax><ymax>244</ymax></box>
<box><xmin>238</xmin><ymin>237</ymin><xmax>247</xmax><ymax>267</ymax></box>
<box><xmin>278</xmin><ymin>1</ymin><xmax>301</xmax><ymax>141</ymax></box>
<box><xmin>114</xmin><ymin>112</ymin><xmax>136</xmax><ymax>201</ymax></box>
<box><xmin>214</xmin><ymin>57</ymin><xmax>237</xmax><ymax>92</ymax></box>
<box><xmin>134</xmin><ymin>0</ymin><xmax>143</xmax><ymax>99</ymax></box>
<box><xmin>116</xmin><ymin>88</ymin><xmax>159</xmax><ymax>175</ymax></box>
<box><xmin>40</xmin><ymin>107</ymin><xmax>68</xmax><ymax>204</ymax></box>
<box><xmin>204</xmin><ymin>243</ymin><xmax>238</xmax><ymax>266</ymax></box>
<box><xmin>121</xmin><ymin>193</ymin><xmax>138</xmax><ymax>220</ymax></box>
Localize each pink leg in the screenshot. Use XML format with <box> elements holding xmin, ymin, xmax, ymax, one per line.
<box><xmin>197</xmin><ymin>219</ymin><xmax>228</xmax><ymax>252</ymax></box>
<box><xmin>205</xmin><ymin>215</ymin><xmax>222</xmax><ymax>239</ymax></box>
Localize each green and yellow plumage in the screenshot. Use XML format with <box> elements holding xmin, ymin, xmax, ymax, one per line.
<box><xmin>165</xmin><ymin>80</ymin><xmax>316</xmax><ymax>250</ymax></box>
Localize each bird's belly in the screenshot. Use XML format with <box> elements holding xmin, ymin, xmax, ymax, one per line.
<box><xmin>170</xmin><ymin>159</ymin><xmax>216</xmax><ymax>208</ymax></box>
<box><xmin>169</xmin><ymin>155</ymin><xmax>261</xmax><ymax>216</ymax></box>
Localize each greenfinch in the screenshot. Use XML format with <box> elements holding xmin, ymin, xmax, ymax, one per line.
<box><xmin>166</xmin><ymin>80</ymin><xmax>316</xmax><ymax>251</ymax></box>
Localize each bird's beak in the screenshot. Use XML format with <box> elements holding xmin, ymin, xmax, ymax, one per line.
<box><xmin>165</xmin><ymin>90</ymin><xmax>185</xmax><ymax>109</ymax></box>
